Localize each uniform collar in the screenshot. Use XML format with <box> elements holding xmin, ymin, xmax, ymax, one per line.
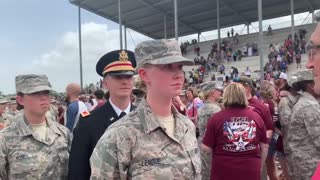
<box><xmin>12</xmin><ymin>111</ymin><xmax>64</xmax><ymax>139</ymax></box>
<box><xmin>138</xmin><ymin>99</ymin><xmax>189</xmax><ymax>143</ymax></box>
<box><xmin>302</xmin><ymin>91</ymin><xmax>318</xmax><ymax>103</ymax></box>
<box><xmin>109</xmin><ymin>98</ymin><xmax>131</xmax><ymax>117</ymax></box>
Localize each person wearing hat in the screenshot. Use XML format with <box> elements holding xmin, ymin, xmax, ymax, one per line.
<box><xmin>286</xmin><ymin>70</ymin><xmax>320</xmax><ymax>179</ymax></box>
<box><xmin>68</xmin><ymin>50</ymin><xmax>136</xmax><ymax>180</ymax></box>
<box><xmin>7</xmin><ymin>100</ymin><xmax>19</xmax><ymax>116</ymax></box>
<box><xmin>201</xmin><ymin>83</ymin><xmax>269</xmax><ymax>180</ymax></box>
<box><xmin>234</xmin><ymin>76</ymin><xmax>274</xmax><ymax>180</ymax></box>
<box><xmin>0</xmin><ymin>74</ymin><xmax>71</xmax><ymax>179</ymax></box>
<box><xmin>197</xmin><ymin>81</ymin><xmax>222</xmax><ymax>180</ymax></box>
<box><xmin>90</xmin><ymin>39</ymin><xmax>201</xmax><ymax>179</ymax></box>
<box><xmin>0</xmin><ymin>97</ymin><xmax>12</xmax><ymax>130</ymax></box>
<box><xmin>277</xmin><ymin>75</ymin><xmax>301</xmax><ymax>179</ymax></box>
<box><xmin>306</xmin><ymin>11</ymin><xmax>320</xmax><ymax>96</ymax></box>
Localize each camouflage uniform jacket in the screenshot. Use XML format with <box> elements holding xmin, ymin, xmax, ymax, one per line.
<box><xmin>0</xmin><ymin>113</ymin><xmax>13</xmax><ymax>126</ymax></box>
<box><xmin>90</xmin><ymin>98</ymin><xmax>201</xmax><ymax>180</ymax></box>
<box><xmin>287</xmin><ymin>92</ymin><xmax>320</xmax><ymax>179</ymax></box>
<box><xmin>278</xmin><ymin>93</ymin><xmax>300</xmax><ymax>154</ymax></box>
<box><xmin>197</xmin><ymin>102</ymin><xmax>221</xmax><ymax>180</ymax></box>
<box><xmin>0</xmin><ymin>112</ymin><xmax>71</xmax><ymax>180</ymax></box>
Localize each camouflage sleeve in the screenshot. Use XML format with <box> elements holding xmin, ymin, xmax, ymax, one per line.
<box><xmin>278</xmin><ymin>99</ymin><xmax>291</xmax><ymax>128</ymax></box>
<box><xmin>302</xmin><ymin>105</ymin><xmax>320</xmax><ymax>149</ymax></box>
<box><xmin>90</xmin><ymin>127</ymin><xmax>131</xmax><ymax>180</ymax></box>
<box><xmin>0</xmin><ymin>135</ymin><xmax>8</xmax><ymax>179</ymax></box>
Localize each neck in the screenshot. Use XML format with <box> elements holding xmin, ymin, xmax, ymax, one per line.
<box><xmin>69</xmin><ymin>96</ymin><xmax>79</xmax><ymax>102</ymax></box>
<box><xmin>24</xmin><ymin>110</ymin><xmax>46</xmax><ymax>125</ymax></box>
<box><xmin>110</xmin><ymin>95</ymin><xmax>130</xmax><ymax>111</ymax></box>
<box><xmin>146</xmin><ymin>90</ymin><xmax>172</xmax><ymax>117</ymax></box>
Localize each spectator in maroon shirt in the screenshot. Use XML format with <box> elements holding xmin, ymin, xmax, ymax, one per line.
<box><xmin>234</xmin><ymin>76</ymin><xmax>274</xmax><ymax>137</ymax></box>
<box><xmin>202</xmin><ymin>83</ymin><xmax>269</xmax><ymax>180</ymax></box>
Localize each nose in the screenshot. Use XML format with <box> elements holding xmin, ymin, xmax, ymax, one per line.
<box><xmin>306</xmin><ymin>59</ymin><xmax>313</xmax><ymax>69</ymax></box>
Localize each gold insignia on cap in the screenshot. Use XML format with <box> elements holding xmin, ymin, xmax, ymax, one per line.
<box><xmin>119</xmin><ymin>51</ymin><xmax>129</xmax><ymax>61</ymax></box>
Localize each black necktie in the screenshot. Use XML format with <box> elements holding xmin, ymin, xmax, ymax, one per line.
<box><xmin>118</xmin><ymin>112</ymin><xmax>126</xmax><ymax>119</ymax></box>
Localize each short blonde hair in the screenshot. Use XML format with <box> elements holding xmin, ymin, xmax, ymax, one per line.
<box><xmin>223</xmin><ymin>83</ymin><xmax>248</xmax><ymax>108</ymax></box>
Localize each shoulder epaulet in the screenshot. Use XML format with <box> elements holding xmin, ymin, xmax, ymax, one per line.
<box><xmin>81</xmin><ymin>111</ymin><xmax>91</xmax><ymax>117</ymax></box>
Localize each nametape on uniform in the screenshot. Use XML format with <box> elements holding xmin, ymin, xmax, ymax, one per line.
<box><xmin>81</xmin><ymin>111</ymin><xmax>90</xmax><ymax>117</ymax></box>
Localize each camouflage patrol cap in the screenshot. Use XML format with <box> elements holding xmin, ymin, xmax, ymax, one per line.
<box><xmin>288</xmin><ymin>75</ymin><xmax>298</xmax><ymax>88</ymax></box>
<box><xmin>15</xmin><ymin>74</ymin><xmax>52</xmax><ymax>94</ymax></box>
<box><xmin>295</xmin><ymin>70</ymin><xmax>314</xmax><ymax>83</ymax></box>
<box><xmin>199</xmin><ymin>81</ymin><xmax>223</xmax><ymax>94</ymax></box>
<box><xmin>134</xmin><ymin>39</ymin><xmax>194</xmax><ymax>69</ymax></box>
<box><xmin>0</xmin><ymin>96</ymin><xmax>9</xmax><ymax>104</ymax></box>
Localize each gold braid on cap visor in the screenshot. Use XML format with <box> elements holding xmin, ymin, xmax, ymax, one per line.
<box><xmin>102</xmin><ymin>51</ymin><xmax>135</xmax><ymax>75</ymax></box>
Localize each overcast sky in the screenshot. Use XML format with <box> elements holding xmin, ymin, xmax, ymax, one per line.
<box><xmin>0</xmin><ymin>0</ymin><xmax>317</xmax><ymax>94</ymax></box>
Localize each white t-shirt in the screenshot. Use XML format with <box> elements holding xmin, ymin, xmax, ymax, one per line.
<box><xmin>157</xmin><ymin>115</ymin><xmax>175</xmax><ymax>137</ymax></box>
<box><xmin>30</xmin><ymin>121</ymin><xmax>47</xmax><ymax>141</ymax></box>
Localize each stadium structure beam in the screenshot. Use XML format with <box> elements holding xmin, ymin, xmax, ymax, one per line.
<box><xmin>220</xmin><ymin>1</ymin><xmax>250</xmax><ymax>24</ymax></box>
<box><xmin>119</xmin><ymin>0</ymin><xmax>123</xmax><ymax>49</ymax></box>
<box><xmin>217</xmin><ymin>0</ymin><xmax>221</xmax><ymax>62</ymax></box>
<box><xmin>137</xmin><ymin>0</ymin><xmax>200</xmax><ymax>33</ymax></box>
<box><xmin>303</xmin><ymin>0</ymin><xmax>314</xmax><ymax>12</ymax></box>
<box><xmin>164</xmin><ymin>15</ymin><xmax>167</xmax><ymax>39</ymax></box>
<box><xmin>78</xmin><ymin>6</ymin><xmax>83</xmax><ymax>90</ymax></box>
<box><xmin>291</xmin><ymin>0</ymin><xmax>295</xmax><ymax>40</ymax></box>
<box><xmin>174</xmin><ymin>0</ymin><xmax>178</xmax><ymax>40</ymax></box>
<box><xmin>124</xmin><ymin>25</ymin><xmax>127</xmax><ymax>49</ymax></box>
<box><xmin>258</xmin><ymin>0</ymin><xmax>264</xmax><ymax>80</ymax></box>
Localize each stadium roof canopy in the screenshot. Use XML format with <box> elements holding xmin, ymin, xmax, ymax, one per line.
<box><xmin>70</xmin><ymin>0</ymin><xmax>320</xmax><ymax>39</ymax></box>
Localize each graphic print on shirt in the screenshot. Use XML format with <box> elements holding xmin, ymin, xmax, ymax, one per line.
<box><xmin>223</xmin><ymin>117</ymin><xmax>257</xmax><ymax>152</ymax></box>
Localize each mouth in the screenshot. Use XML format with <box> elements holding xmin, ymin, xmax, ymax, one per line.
<box><xmin>171</xmin><ymin>83</ymin><xmax>182</xmax><ymax>86</ymax></box>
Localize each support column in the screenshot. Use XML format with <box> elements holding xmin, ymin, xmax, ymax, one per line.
<box><xmin>164</xmin><ymin>16</ymin><xmax>167</xmax><ymax>39</ymax></box>
<box><xmin>78</xmin><ymin>6</ymin><xmax>83</xmax><ymax>90</ymax></box>
<box><xmin>217</xmin><ymin>0</ymin><xmax>220</xmax><ymax>53</ymax></box>
<box><xmin>258</xmin><ymin>0</ymin><xmax>264</xmax><ymax>80</ymax></box>
<box><xmin>312</xmin><ymin>11</ymin><xmax>315</xmax><ymax>24</ymax></box>
<box><xmin>124</xmin><ymin>25</ymin><xmax>127</xmax><ymax>50</ymax></box>
<box><xmin>118</xmin><ymin>0</ymin><xmax>123</xmax><ymax>49</ymax></box>
<box><xmin>174</xmin><ymin>0</ymin><xmax>178</xmax><ymax>40</ymax></box>
<box><xmin>247</xmin><ymin>24</ymin><xmax>250</xmax><ymax>34</ymax></box>
<box><xmin>198</xmin><ymin>33</ymin><xmax>200</xmax><ymax>43</ymax></box>
<box><xmin>290</xmin><ymin>0</ymin><xmax>295</xmax><ymax>39</ymax></box>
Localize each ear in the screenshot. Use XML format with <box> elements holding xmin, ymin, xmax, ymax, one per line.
<box><xmin>16</xmin><ymin>95</ymin><xmax>24</xmax><ymax>106</ymax></box>
<box><xmin>103</xmin><ymin>76</ymin><xmax>109</xmax><ymax>89</ymax></box>
<box><xmin>138</xmin><ymin>68</ymin><xmax>150</xmax><ymax>85</ymax></box>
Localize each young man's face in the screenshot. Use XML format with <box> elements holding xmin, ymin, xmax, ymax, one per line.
<box><xmin>140</xmin><ymin>62</ymin><xmax>185</xmax><ymax>98</ymax></box>
<box><xmin>104</xmin><ymin>75</ymin><xmax>133</xmax><ymax>99</ymax></box>
<box><xmin>306</xmin><ymin>24</ymin><xmax>320</xmax><ymax>95</ymax></box>
<box><xmin>17</xmin><ymin>90</ymin><xmax>51</xmax><ymax>116</ymax></box>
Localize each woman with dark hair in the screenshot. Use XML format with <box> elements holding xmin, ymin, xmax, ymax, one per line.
<box><xmin>202</xmin><ymin>83</ymin><xmax>269</xmax><ymax>180</ymax></box>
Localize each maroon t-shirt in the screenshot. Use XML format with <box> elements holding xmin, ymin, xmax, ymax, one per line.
<box><xmin>203</xmin><ymin>107</ymin><xmax>268</xmax><ymax>180</ymax></box>
<box><xmin>248</xmin><ymin>98</ymin><xmax>274</xmax><ymax>131</ymax></box>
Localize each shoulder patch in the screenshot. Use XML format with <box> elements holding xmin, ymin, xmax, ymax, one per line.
<box><xmin>81</xmin><ymin>111</ymin><xmax>91</xmax><ymax>117</ymax></box>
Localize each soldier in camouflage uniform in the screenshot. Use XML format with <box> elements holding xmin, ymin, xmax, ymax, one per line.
<box><xmin>90</xmin><ymin>39</ymin><xmax>201</xmax><ymax>179</ymax></box>
<box><xmin>0</xmin><ymin>74</ymin><xmax>71</xmax><ymax>180</ymax></box>
<box><xmin>0</xmin><ymin>97</ymin><xmax>13</xmax><ymax>130</ymax></box>
<box><xmin>277</xmin><ymin>75</ymin><xmax>300</xmax><ymax>178</ymax></box>
<box><xmin>287</xmin><ymin>70</ymin><xmax>320</xmax><ymax>179</ymax></box>
<box><xmin>197</xmin><ymin>81</ymin><xmax>222</xmax><ymax>180</ymax></box>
